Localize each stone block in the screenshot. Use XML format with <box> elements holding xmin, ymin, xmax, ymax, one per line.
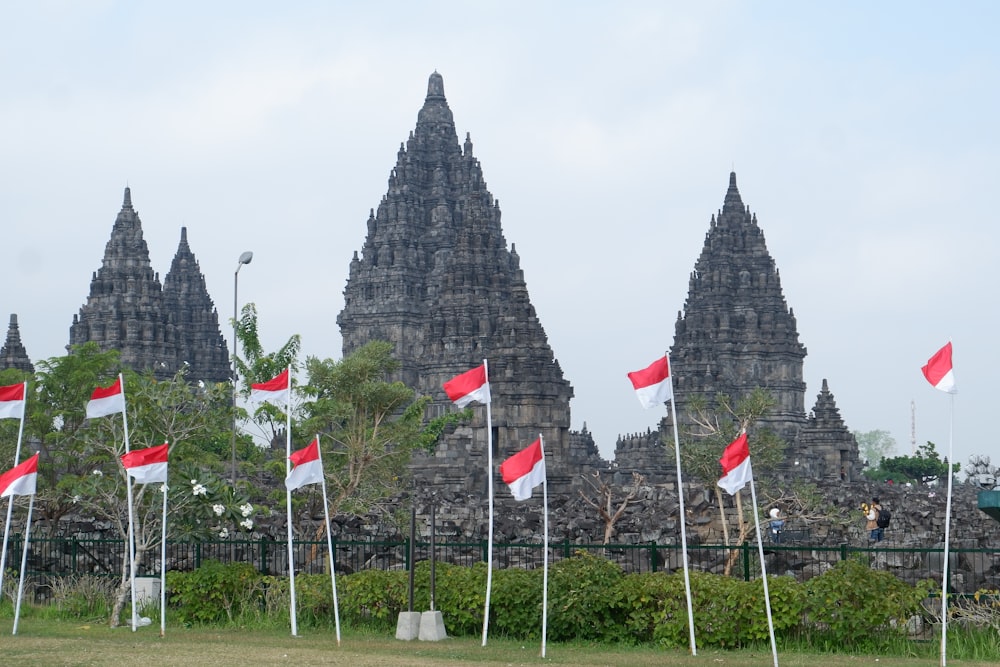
<box><xmin>418</xmin><ymin>610</ymin><xmax>447</xmax><ymax>641</ymax></box>
<box><xmin>395</xmin><ymin>611</ymin><xmax>421</xmax><ymax>640</ymax></box>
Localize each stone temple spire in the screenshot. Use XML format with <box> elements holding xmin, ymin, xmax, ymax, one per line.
<box><xmin>69</xmin><ymin>187</ymin><xmax>179</xmax><ymax>378</ymax></box>
<box><xmin>338</xmin><ymin>72</ymin><xmax>580</xmax><ymax>489</ymax></box>
<box><xmin>0</xmin><ymin>314</ymin><xmax>34</xmax><ymax>373</ymax></box>
<box><xmin>162</xmin><ymin>227</ymin><xmax>231</xmax><ymax>384</ymax></box>
<box><xmin>794</xmin><ymin>379</ymin><xmax>862</xmax><ymax>481</ymax></box>
<box><xmin>669</xmin><ymin>172</ymin><xmax>807</xmax><ymax>441</ymax></box>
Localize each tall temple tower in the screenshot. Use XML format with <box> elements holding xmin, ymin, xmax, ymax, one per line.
<box><xmin>162</xmin><ymin>227</ymin><xmax>231</xmax><ymax>384</ymax></box>
<box><xmin>0</xmin><ymin>314</ymin><xmax>34</xmax><ymax>373</ymax></box>
<box><xmin>339</xmin><ymin>72</ymin><xmax>597</xmax><ymax>491</ymax></box>
<box><xmin>669</xmin><ymin>173</ymin><xmax>808</xmax><ymax>442</ymax></box>
<box><xmin>70</xmin><ymin>188</ymin><xmax>230</xmax><ymax>384</ymax></box>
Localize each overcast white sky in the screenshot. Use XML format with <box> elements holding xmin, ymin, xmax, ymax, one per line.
<box><xmin>2</xmin><ymin>2</ymin><xmax>996</xmax><ymax>469</ymax></box>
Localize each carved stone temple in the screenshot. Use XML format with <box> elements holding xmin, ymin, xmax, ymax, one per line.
<box><xmin>340</xmin><ymin>72</ymin><xmax>860</xmax><ymax>497</ymax></box>
<box><xmin>68</xmin><ymin>188</ymin><xmax>230</xmax><ymax>384</ymax></box>
<box><xmin>0</xmin><ymin>314</ymin><xmax>34</xmax><ymax>373</ymax></box>
<box><xmin>338</xmin><ymin>72</ymin><xmax>605</xmax><ymax>496</ymax></box>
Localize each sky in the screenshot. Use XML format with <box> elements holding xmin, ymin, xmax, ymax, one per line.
<box><xmin>2</xmin><ymin>2</ymin><xmax>996</xmax><ymax>471</ymax></box>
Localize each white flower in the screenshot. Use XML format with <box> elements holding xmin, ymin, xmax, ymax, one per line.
<box><xmin>190</xmin><ymin>479</ymin><xmax>198</xmax><ymax>485</ymax></box>
<box><xmin>92</xmin><ymin>470</ymin><xmax>103</xmax><ymax>477</ymax></box>
<box><xmin>240</xmin><ymin>519</ymin><xmax>254</xmax><ymax>530</ymax></box>
<box><xmin>239</xmin><ymin>503</ymin><xmax>253</xmax><ymax>517</ymax></box>
<box><xmin>159</xmin><ymin>484</ymin><xmax>168</xmax><ymax>494</ymax></box>
<box><xmin>212</xmin><ymin>503</ymin><xmax>225</xmax><ymax>516</ymax></box>
<box><xmin>219</xmin><ymin>528</ymin><xmax>229</xmax><ymax>539</ymax></box>
<box><xmin>72</xmin><ymin>494</ymin><xmax>81</xmax><ymax>504</ymax></box>
<box><xmin>192</xmin><ymin>483</ymin><xmax>207</xmax><ymax>497</ymax></box>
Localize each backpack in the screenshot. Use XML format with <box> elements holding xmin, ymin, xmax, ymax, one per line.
<box><xmin>876</xmin><ymin>507</ymin><xmax>891</xmax><ymax>529</ymax></box>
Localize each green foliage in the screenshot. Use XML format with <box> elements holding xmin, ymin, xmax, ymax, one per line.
<box><xmin>853</xmin><ymin>429</ymin><xmax>897</xmax><ymax>468</ymax></box>
<box><xmin>416</xmin><ymin>561</ymin><xmax>487</xmax><ymax>636</ymax></box>
<box><xmin>880</xmin><ymin>441</ymin><xmax>960</xmax><ymax>485</ymax></box>
<box><xmin>488</xmin><ymin>566</ymin><xmax>543</xmax><ymax>639</ymax></box>
<box><xmin>166</xmin><ymin>561</ymin><xmax>264</xmax><ymax>625</ymax></box>
<box><xmin>803</xmin><ymin>559</ymin><xmax>933</xmax><ymax>648</ymax></box>
<box><xmin>677</xmin><ymin>388</ymin><xmax>786</xmax><ymax>485</ymax></box>
<box><xmin>338</xmin><ymin>568</ymin><xmax>408</xmax><ymax>630</ymax></box>
<box><xmin>297</xmin><ymin>341</ymin><xmax>454</xmax><ymax>516</ymax></box>
<box><xmin>546</xmin><ymin>550</ymin><xmax>625</xmax><ymax>642</ymax></box>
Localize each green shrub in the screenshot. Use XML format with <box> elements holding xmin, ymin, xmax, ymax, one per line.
<box><xmin>489</xmin><ymin>566</ymin><xmax>543</xmax><ymax>640</ymax></box>
<box><xmin>546</xmin><ymin>550</ymin><xmax>625</xmax><ymax>642</ymax></box>
<box><xmin>338</xmin><ymin>568</ymin><xmax>407</xmax><ymax>631</ymax></box>
<box><xmin>166</xmin><ymin>560</ymin><xmax>264</xmax><ymax>625</ymax></box>
<box><xmin>803</xmin><ymin>559</ymin><xmax>932</xmax><ymax>649</ymax></box>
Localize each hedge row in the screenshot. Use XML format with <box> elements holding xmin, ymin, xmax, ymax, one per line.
<box><xmin>164</xmin><ymin>551</ymin><xmax>933</xmax><ymax>649</ymax></box>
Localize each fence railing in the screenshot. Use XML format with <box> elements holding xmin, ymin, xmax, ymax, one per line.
<box><xmin>3</xmin><ymin>534</ymin><xmax>998</xmax><ymax>596</ymax></box>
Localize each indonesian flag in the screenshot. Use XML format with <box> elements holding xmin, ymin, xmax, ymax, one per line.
<box><xmin>443</xmin><ymin>364</ymin><xmax>491</xmax><ymax>407</ymax></box>
<box><xmin>717</xmin><ymin>432</ymin><xmax>753</xmax><ymax>496</ymax></box>
<box><xmin>121</xmin><ymin>443</ymin><xmax>169</xmax><ymax>485</ymax></box>
<box><xmin>286</xmin><ymin>438</ymin><xmax>324</xmax><ymax>491</ymax></box>
<box><xmin>86</xmin><ymin>376</ymin><xmax>125</xmax><ymax>418</ymax></box>
<box><xmin>0</xmin><ymin>453</ymin><xmax>38</xmax><ymax>498</ymax></box>
<box><xmin>251</xmin><ymin>368</ymin><xmax>290</xmax><ymax>406</ymax></box>
<box><xmin>500</xmin><ymin>438</ymin><xmax>546</xmax><ymax>501</ymax></box>
<box><xmin>0</xmin><ymin>382</ymin><xmax>26</xmax><ymax>419</ymax></box>
<box><xmin>627</xmin><ymin>356</ymin><xmax>673</xmax><ymax>409</ymax></box>
<box><xmin>921</xmin><ymin>342</ymin><xmax>956</xmax><ymax>394</ymax></box>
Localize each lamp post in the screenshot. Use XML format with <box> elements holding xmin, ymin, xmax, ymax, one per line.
<box><xmin>232</xmin><ymin>250</ymin><xmax>253</xmax><ymax>482</ymax></box>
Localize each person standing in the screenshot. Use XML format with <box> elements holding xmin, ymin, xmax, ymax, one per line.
<box><xmin>769</xmin><ymin>507</ymin><xmax>785</xmax><ymax>543</ymax></box>
<box><xmin>865</xmin><ymin>496</ymin><xmax>884</xmax><ymax>542</ymax></box>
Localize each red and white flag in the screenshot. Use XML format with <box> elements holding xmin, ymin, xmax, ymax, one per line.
<box><xmin>500</xmin><ymin>438</ymin><xmax>546</xmax><ymax>501</ymax></box>
<box><xmin>121</xmin><ymin>443</ymin><xmax>169</xmax><ymax>485</ymax></box>
<box><xmin>921</xmin><ymin>342</ymin><xmax>956</xmax><ymax>394</ymax></box>
<box><xmin>717</xmin><ymin>432</ymin><xmax>753</xmax><ymax>496</ymax></box>
<box><xmin>251</xmin><ymin>368</ymin><xmax>290</xmax><ymax>406</ymax></box>
<box><xmin>627</xmin><ymin>356</ymin><xmax>673</xmax><ymax>409</ymax></box>
<box><xmin>0</xmin><ymin>453</ymin><xmax>38</xmax><ymax>498</ymax></box>
<box><xmin>86</xmin><ymin>376</ymin><xmax>125</xmax><ymax>418</ymax></box>
<box><xmin>0</xmin><ymin>382</ymin><xmax>26</xmax><ymax>419</ymax></box>
<box><xmin>443</xmin><ymin>364</ymin><xmax>491</xmax><ymax>407</ymax></box>
<box><xmin>286</xmin><ymin>438</ymin><xmax>324</xmax><ymax>491</ymax></box>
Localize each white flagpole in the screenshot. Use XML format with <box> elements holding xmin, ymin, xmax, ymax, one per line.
<box><xmin>540</xmin><ymin>434</ymin><xmax>549</xmax><ymax>659</ymax></box>
<box><xmin>119</xmin><ymin>373</ymin><xmax>139</xmax><ymax>633</ymax></box>
<box><xmin>160</xmin><ymin>475</ymin><xmax>168</xmax><ymax>637</ymax></box>
<box><xmin>940</xmin><ymin>394</ymin><xmax>955</xmax><ymax>667</ymax></box>
<box><xmin>665</xmin><ymin>354</ymin><xmax>697</xmax><ymax>655</ymax></box>
<box><xmin>12</xmin><ymin>493</ymin><xmax>35</xmax><ymax>636</ymax></box>
<box><xmin>747</xmin><ymin>462</ymin><xmax>779</xmax><ymax>667</ymax></box>
<box><xmin>0</xmin><ymin>382</ymin><xmax>27</xmax><ymax>601</ymax></box>
<box><xmin>315</xmin><ymin>434</ymin><xmax>342</xmax><ymax>645</ymax></box>
<box><xmin>481</xmin><ymin>358</ymin><xmax>494</xmax><ymax>647</ymax></box>
<box><xmin>284</xmin><ymin>367</ymin><xmax>298</xmax><ymax>637</ymax></box>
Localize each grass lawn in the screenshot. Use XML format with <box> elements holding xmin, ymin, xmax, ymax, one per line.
<box><xmin>0</xmin><ymin>621</ymin><xmax>994</xmax><ymax>667</ymax></box>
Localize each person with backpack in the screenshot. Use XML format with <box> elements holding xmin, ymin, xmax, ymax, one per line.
<box><xmin>864</xmin><ymin>496</ymin><xmax>888</xmax><ymax>542</ymax></box>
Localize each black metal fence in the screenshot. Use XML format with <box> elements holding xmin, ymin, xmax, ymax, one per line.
<box><xmin>3</xmin><ymin>534</ymin><xmax>998</xmax><ymax>596</ymax></box>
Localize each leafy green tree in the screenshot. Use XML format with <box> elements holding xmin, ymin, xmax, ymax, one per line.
<box><xmin>853</xmin><ymin>429</ymin><xmax>897</xmax><ymax>467</ymax></box>
<box><xmin>673</xmin><ymin>388</ymin><xmax>786</xmax><ymax>573</ymax></box>
<box><xmin>881</xmin><ymin>441</ymin><xmax>959</xmax><ymax>485</ymax></box>
<box><xmin>24</xmin><ymin>345</ymin><xmax>239</xmax><ymax>626</ymax></box>
<box><xmin>298</xmin><ymin>340</ymin><xmax>461</xmax><ymax>517</ymax></box>
<box><xmin>233</xmin><ymin>302</ymin><xmax>301</xmax><ymax>449</ymax></box>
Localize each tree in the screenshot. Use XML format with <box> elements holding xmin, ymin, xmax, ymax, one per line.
<box><xmin>853</xmin><ymin>429</ymin><xmax>897</xmax><ymax>468</ymax></box>
<box><xmin>233</xmin><ymin>302</ymin><xmax>301</xmax><ymax>449</ymax></box>
<box><xmin>25</xmin><ymin>345</ymin><xmax>238</xmax><ymax>627</ymax></box>
<box><xmin>673</xmin><ymin>388</ymin><xmax>786</xmax><ymax>574</ymax></box>
<box><xmin>298</xmin><ymin>340</ymin><xmax>461</xmax><ymax>517</ymax></box>
<box><xmin>578</xmin><ymin>471</ymin><xmax>645</xmax><ymax>547</ymax></box>
<box><xmin>881</xmin><ymin>441</ymin><xmax>960</xmax><ymax>485</ymax></box>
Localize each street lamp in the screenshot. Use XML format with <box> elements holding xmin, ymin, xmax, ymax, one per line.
<box><xmin>232</xmin><ymin>251</ymin><xmax>253</xmax><ymax>482</ymax></box>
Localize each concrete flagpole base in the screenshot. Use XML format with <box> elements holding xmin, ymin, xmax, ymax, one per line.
<box><xmin>418</xmin><ymin>610</ymin><xmax>447</xmax><ymax>641</ymax></box>
<box><xmin>395</xmin><ymin>611</ymin><xmax>421</xmax><ymax>640</ymax></box>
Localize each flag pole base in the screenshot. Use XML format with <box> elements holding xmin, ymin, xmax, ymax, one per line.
<box><xmin>395</xmin><ymin>611</ymin><xmax>421</xmax><ymax>641</ymax></box>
